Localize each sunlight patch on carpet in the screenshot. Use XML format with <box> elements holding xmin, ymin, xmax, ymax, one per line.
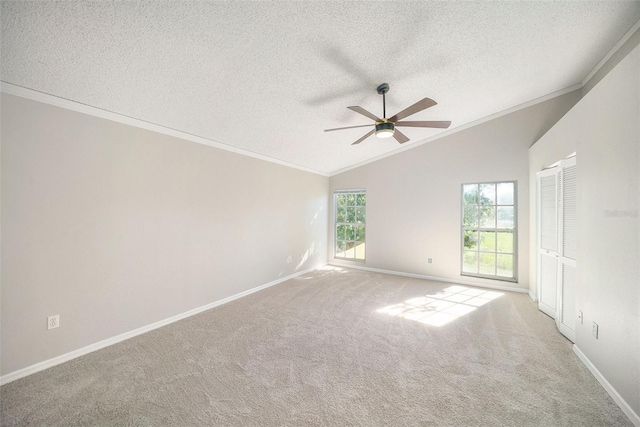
<box><xmin>377</xmin><ymin>285</ymin><xmax>503</xmax><ymax>326</ymax></box>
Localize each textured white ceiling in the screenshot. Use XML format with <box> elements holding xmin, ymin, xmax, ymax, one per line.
<box><xmin>2</xmin><ymin>1</ymin><xmax>639</xmax><ymax>174</ymax></box>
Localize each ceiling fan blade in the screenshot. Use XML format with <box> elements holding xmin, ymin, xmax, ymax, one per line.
<box><xmin>347</xmin><ymin>106</ymin><xmax>381</xmax><ymax>122</ymax></box>
<box><xmin>324</xmin><ymin>124</ymin><xmax>373</xmax><ymax>132</ymax></box>
<box><xmin>351</xmin><ymin>129</ymin><xmax>375</xmax><ymax>145</ymax></box>
<box><xmin>393</xmin><ymin>129</ymin><xmax>410</xmax><ymax>144</ymax></box>
<box><xmin>395</xmin><ymin>120</ymin><xmax>451</xmax><ymax>129</ymax></box>
<box><xmin>389</xmin><ymin>98</ymin><xmax>437</xmax><ymax>122</ymax></box>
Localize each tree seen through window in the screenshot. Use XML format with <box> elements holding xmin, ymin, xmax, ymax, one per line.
<box><xmin>462</xmin><ymin>182</ymin><xmax>516</xmax><ymax>280</ymax></box>
<box><xmin>335</xmin><ymin>191</ymin><xmax>365</xmax><ymax>260</ymax></box>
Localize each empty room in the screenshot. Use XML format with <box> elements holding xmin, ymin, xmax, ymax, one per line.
<box><xmin>1</xmin><ymin>1</ymin><xmax>639</xmax><ymax>425</ymax></box>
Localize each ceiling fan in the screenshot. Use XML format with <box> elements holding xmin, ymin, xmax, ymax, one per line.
<box><xmin>324</xmin><ymin>83</ymin><xmax>451</xmax><ymax>145</ymax></box>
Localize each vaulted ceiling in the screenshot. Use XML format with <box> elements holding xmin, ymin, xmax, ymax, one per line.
<box><xmin>2</xmin><ymin>1</ymin><xmax>639</xmax><ymax>174</ymax></box>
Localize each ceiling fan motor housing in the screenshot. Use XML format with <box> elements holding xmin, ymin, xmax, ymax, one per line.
<box><xmin>325</xmin><ymin>82</ymin><xmax>450</xmax><ymax>144</ymax></box>
<box><xmin>375</xmin><ymin>121</ymin><xmax>395</xmax><ymax>138</ymax></box>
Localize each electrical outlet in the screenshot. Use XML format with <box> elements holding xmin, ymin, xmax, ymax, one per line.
<box><xmin>47</xmin><ymin>315</ymin><xmax>59</xmax><ymax>330</ymax></box>
<box><xmin>592</xmin><ymin>321</ymin><xmax>598</xmax><ymax>339</ymax></box>
<box><xmin>578</xmin><ymin>310</ymin><xmax>583</xmax><ymax>324</ymax></box>
<box><xmin>428</xmin><ymin>258</ymin><xmax>433</xmax><ymax>264</ymax></box>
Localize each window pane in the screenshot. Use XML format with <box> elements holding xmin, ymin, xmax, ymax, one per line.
<box><xmin>344</xmin><ymin>242</ymin><xmax>356</xmax><ymax>258</ymax></box>
<box><xmin>463</xmin><ymin>251</ymin><xmax>478</xmax><ymax>273</ymax></box>
<box><xmin>463</xmin><ymin>184</ymin><xmax>478</xmax><ymax>205</ymax></box>
<box><xmin>497</xmin><ymin>183</ymin><xmax>514</xmax><ymax>205</ymax></box>
<box><xmin>479</xmin><ymin>206</ymin><xmax>495</xmax><ymax>228</ymax></box>
<box><xmin>480</xmin><ymin>184</ymin><xmax>496</xmax><ymax>205</ymax></box>
<box><xmin>496</xmin><ymin>254</ymin><xmax>513</xmax><ymax>277</ymax></box>
<box><xmin>346</xmin><ymin>226</ymin><xmax>355</xmax><ymax>240</ymax></box>
<box><xmin>346</xmin><ymin>207</ymin><xmax>355</xmax><ymax>222</ymax></box>
<box><xmin>461</xmin><ymin>182</ymin><xmax>516</xmax><ymax>281</ymax></box>
<box><xmin>479</xmin><ymin>253</ymin><xmax>496</xmax><ymax>275</ymax></box>
<box><xmin>463</xmin><ymin>205</ymin><xmax>478</xmax><ymax>227</ymax></box>
<box><xmin>497</xmin><ymin>231</ymin><xmax>514</xmax><ymax>253</ymax></box>
<box><xmin>355</xmin><ymin>242</ymin><xmax>365</xmax><ymax>260</ymax></box>
<box><xmin>479</xmin><ymin>231</ymin><xmax>496</xmax><ymax>251</ymax></box>
<box><xmin>335</xmin><ymin>191</ymin><xmax>366</xmax><ymax>261</ymax></box>
<box><xmin>497</xmin><ymin>206</ymin><xmax>514</xmax><ymax>229</ymax></box>
<box><xmin>463</xmin><ymin>230</ymin><xmax>478</xmax><ymax>250</ymax></box>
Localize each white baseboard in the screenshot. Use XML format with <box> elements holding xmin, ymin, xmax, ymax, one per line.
<box><xmin>528</xmin><ymin>290</ymin><xmax>538</xmax><ymax>302</ymax></box>
<box><xmin>0</xmin><ymin>265</ymin><xmax>324</xmax><ymax>386</ymax></box>
<box><xmin>328</xmin><ymin>263</ymin><xmax>528</xmax><ymax>294</ymax></box>
<box><xmin>573</xmin><ymin>345</ymin><xmax>639</xmax><ymax>426</ymax></box>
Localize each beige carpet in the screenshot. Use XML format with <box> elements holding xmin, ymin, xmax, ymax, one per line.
<box><xmin>1</xmin><ymin>267</ymin><xmax>631</xmax><ymax>426</ymax></box>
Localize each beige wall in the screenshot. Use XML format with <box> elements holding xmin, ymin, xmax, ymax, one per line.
<box><xmin>1</xmin><ymin>94</ymin><xmax>328</xmax><ymax>375</ymax></box>
<box><xmin>530</xmin><ymin>44</ymin><xmax>640</xmax><ymax>418</ymax></box>
<box><xmin>329</xmin><ymin>91</ymin><xmax>581</xmax><ymax>291</ymax></box>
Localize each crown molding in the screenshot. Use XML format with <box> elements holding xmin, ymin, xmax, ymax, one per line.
<box><xmin>582</xmin><ymin>18</ymin><xmax>640</xmax><ymax>88</ymax></box>
<box><xmin>0</xmin><ymin>82</ymin><xmax>330</xmax><ymax>177</ymax></box>
<box><xmin>329</xmin><ymin>83</ymin><xmax>582</xmax><ymax>177</ymax></box>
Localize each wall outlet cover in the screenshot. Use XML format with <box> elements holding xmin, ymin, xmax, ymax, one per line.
<box><xmin>47</xmin><ymin>315</ymin><xmax>60</xmax><ymax>330</ymax></box>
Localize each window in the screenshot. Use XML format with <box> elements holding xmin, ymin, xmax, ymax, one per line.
<box><xmin>461</xmin><ymin>182</ymin><xmax>516</xmax><ymax>281</ymax></box>
<box><xmin>335</xmin><ymin>190</ymin><xmax>366</xmax><ymax>260</ymax></box>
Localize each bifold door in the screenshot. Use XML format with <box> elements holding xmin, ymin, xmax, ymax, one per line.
<box><xmin>556</xmin><ymin>158</ymin><xmax>577</xmax><ymax>341</ymax></box>
<box><xmin>537</xmin><ymin>169</ymin><xmax>559</xmax><ymax>318</ymax></box>
<box><xmin>536</xmin><ymin>157</ymin><xmax>577</xmax><ymax>342</ymax></box>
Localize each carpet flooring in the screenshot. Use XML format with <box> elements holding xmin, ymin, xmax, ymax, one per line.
<box><xmin>0</xmin><ymin>267</ymin><xmax>632</xmax><ymax>426</ymax></box>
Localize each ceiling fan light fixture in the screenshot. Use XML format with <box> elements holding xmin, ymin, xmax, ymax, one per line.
<box><xmin>325</xmin><ymin>83</ymin><xmax>450</xmax><ymax>145</ymax></box>
<box><xmin>375</xmin><ymin>122</ymin><xmax>395</xmax><ymax>138</ymax></box>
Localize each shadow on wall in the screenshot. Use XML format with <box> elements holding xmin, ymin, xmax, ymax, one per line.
<box><xmin>278</xmin><ymin>202</ymin><xmax>327</xmax><ymax>277</ymax></box>
<box><xmin>295</xmin><ymin>242</ymin><xmax>315</xmax><ymax>271</ymax></box>
<box><xmin>377</xmin><ymin>285</ymin><xmax>503</xmax><ymax>327</ymax></box>
<box><xmin>278</xmin><ymin>244</ymin><xmax>316</xmax><ymax>277</ymax></box>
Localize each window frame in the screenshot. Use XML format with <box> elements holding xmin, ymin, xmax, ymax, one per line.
<box><xmin>334</xmin><ymin>189</ymin><xmax>366</xmax><ymax>262</ymax></box>
<box><xmin>460</xmin><ymin>181</ymin><xmax>518</xmax><ymax>282</ymax></box>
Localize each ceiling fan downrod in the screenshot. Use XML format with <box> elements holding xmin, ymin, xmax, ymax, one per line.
<box><xmin>323</xmin><ymin>82</ymin><xmax>451</xmax><ymax>145</ymax></box>
<box><xmin>375</xmin><ymin>83</ymin><xmax>394</xmax><ymax>138</ymax></box>
<box><xmin>377</xmin><ymin>83</ymin><xmax>390</xmax><ymax>118</ymax></box>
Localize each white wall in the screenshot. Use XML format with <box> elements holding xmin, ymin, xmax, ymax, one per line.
<box><xmin>529</xmin><ymin>45</ymin><xmax>639</xmax><ymax>419</ymax></box>
<box><xmin>329</xmin><ymin>91</ymin><xmax>581</xmax><ymax>291</ymax></box>
<box><xmin>1</xmin><ymin>93</ymin><xmax>328</xmax><ymax>375</ymax></box>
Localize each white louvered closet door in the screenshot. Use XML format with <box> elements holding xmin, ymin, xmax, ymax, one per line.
<box><xmin>537</xmin><ymin>169</ymin><xmax>559</xmax><ymax>318</ymax></box>
<box><xmin>536</xmin><ymin>156</ymin><xmax>577</xmax><ymax>342</ymax></box>
<box><xmin>556</xmin><ymin>157</ymin><xmax>577</xmax><ymax>342</ymax></box>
